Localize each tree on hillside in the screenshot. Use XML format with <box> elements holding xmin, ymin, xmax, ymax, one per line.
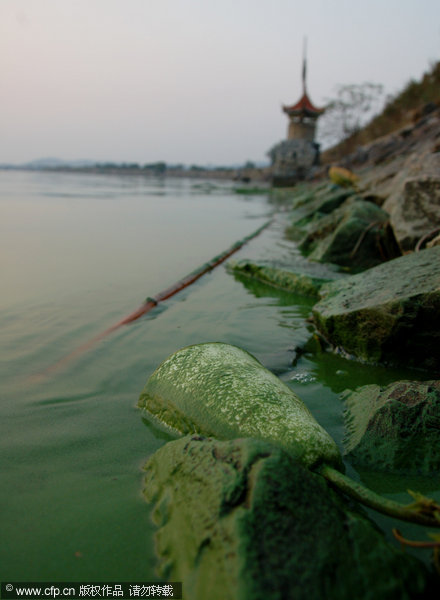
<box><xmin>318</xmin><ymin>82</ymin><xmax>385</xmax><ymax>149</ymax></box>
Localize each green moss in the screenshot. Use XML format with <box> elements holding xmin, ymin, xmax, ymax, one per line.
<box><xmin>143</xmin><ymin>436</ymin><xmax>430</xmax><ymax>600</ymax></box>
<box><xmin>313</xmin><ymin>304</ymin><xmax>399</xmax><ymax>363</ymax></box>
<box><xmin>227</xmin><ymin>260</ymin><xmax>329</xmax><ymax>298</ymax></box>
<box><xmin>297</xmin><ymin>199</ymin><xmax>399</xmax><ymax>272</ymax></box>
<box><xmin>343</xmin><ymin>380</ymin><xmax>440</xmax><ymax>474</ymax></box>
<box><xmin>312</xmin><ymin>246</ymin><xmax>440</xmax><ymax>371</ymax></box>
<box><xmin>286</xmin><ymin>188</ymin><xmax>356</xmax><ymax>241</ymax></box>
<box><xmin>294</xmin><ymin>188</ymin><xmax>355</xmax><ymax>219</ymax></box>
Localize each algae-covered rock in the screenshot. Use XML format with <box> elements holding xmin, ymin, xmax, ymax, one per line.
<box><xmin>292</xmin><ymin>185</ymin><xmax>355</xmax><ymax>216</ymax></box>
<box><xmin>138</xmin><ymin>342</ymin><xmax>341</xmax><ymax>470</ymax></box>
<box><xmin>312</xmin><ymin>245</ymin><xmax>440</xmax><ymax>372</ymax></box>
<box><xmin>227</xmin><ymin>259</ymin><xmax>329</xmax><ymax>298</ymax></box>
<box><xmin>298</xmin><ymin>198</ymin><xmax>400</xmax><ymax>271</ymax></box>
<box><xmin>286</xmin><ymin>187</ymin><xmax>355</xmax><ymax>241</ymax></box>
<box><xmin>144</xmin><ymin>435</ymin><xmax>429</xmax><ymax>600</ymax></box>
<box><xmin>343</xmin><ymin>380</ymin><xmax>440</xmax><ymax>474</ymax></box>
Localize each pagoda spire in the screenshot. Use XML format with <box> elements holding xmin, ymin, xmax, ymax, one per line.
<box><xmin>282</xmin><ymin>39</ymin><xmax>324</xmax><ymax>132</ymax></box>
<box><xmin>302</xmin><ymin>37</ymin><xmax>307</xmax><ymax>95</ymax></box>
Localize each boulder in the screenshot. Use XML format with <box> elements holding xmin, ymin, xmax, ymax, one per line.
<box><xmin>227</xmin><ymin>260</ymin><xmax>331</xmax><ymax>298</ymax></box>
<box><xmin>297</xmin><ymin>198</ymin><xmax>400</xmax><ymax>271</ymax></box>
<box><xmin>138</xmin><ymin>342</ymin><xmax>342</xmax><ymax>471</ymax></box>
<box><xmin>292</xmin><ymin>185</ymin><xmax>355</xmax><ymax>216</ymax></box>
<box><xmin>312</xmin><ymin>245</ymin><xmax>440</xmax><ymax>372</ymax></box>
<box><xmin>285</xmin><ymin>186</ymin><xmax>355</xmax><ymax>240</ymax></box>
<box><xmin>143</xmin><ymin>435</ymin><xmax>429</xmax><ymax>600</ymax></box>
<box><xmin>343</xmin><ymin>380</ymin><xmax>440</xmax><ymax>474</ymax></box>
<box><xmin>382</xmin><ymin>151</ymin><xmax>440</xmax><ymax>251</ymax></box>
<box><xmin>388</xmin><ymin>176</ymin><xmax>440</xmax><ymax>251</ymax></box>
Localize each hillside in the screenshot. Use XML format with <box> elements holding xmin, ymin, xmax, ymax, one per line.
<box><xmin>322</xmin><ymin>60</ymin><xmax>440</xmax><ymax>164</ymax></box>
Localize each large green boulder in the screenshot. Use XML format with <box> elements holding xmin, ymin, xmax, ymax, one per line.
<box><xmin>286</xmin><ymin>188</ymin><xmax>356</xmax><ymax>241</ymax></box>
<box><xmin>138</xmin><ymin>342</ymin><xmax>342</xmax><ymax>471</ymax></box>
<box><xmin>297</xmin><ymin>198</ymin><xmax>400</xmax><ymax>271</ymax></box>
<box><xmin>343</xmin><ymin>380</ymin><xmax>440</xmax><ymax>474</ymax></box>
<box><xmin>143</xmin><ymin>435</ymin><xmax>429</xmax><ymax>600</ymax></box>
<box><xmin>312</xmin><ymin>246</ymin><xmax>440</xmax><ymax>372</ymax></box>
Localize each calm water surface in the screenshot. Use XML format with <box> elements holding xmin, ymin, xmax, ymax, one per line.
<box><xmin>1</xmin><ymin>170</ymin><xmax>438</xmax><ymax>581</ymax></box>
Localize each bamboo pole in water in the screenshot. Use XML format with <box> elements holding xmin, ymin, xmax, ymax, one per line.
<box><xmin>38</xmin><ymin>220</ymin><xmax>272</xmax><ymax>377</ymax></box>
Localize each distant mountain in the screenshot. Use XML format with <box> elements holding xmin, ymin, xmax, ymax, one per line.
<box><xmin>22</xmin><ymin>157</ymin><xmax>97</xmax><ymax>169</ymax></box>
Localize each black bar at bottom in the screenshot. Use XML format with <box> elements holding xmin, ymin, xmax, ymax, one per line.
<box><xmin>1</xmin><ymin>582</ymin><xmax>182</xmax><ymax>599</ymax></box>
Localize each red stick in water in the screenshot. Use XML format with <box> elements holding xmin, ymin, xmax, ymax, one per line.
<box><xmin>37</xmin><ymin>220</ymin><xmax>271</xmax><ymax>378</ymax></box>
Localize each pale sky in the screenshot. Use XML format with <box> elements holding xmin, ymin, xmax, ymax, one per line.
<box><xmin>1</xmin><ymin>0</ymin><xmax>439</xmax><ymax>166</ymax></box>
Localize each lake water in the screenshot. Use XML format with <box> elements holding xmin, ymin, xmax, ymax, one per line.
<box><xmin>1</xmin><ymin>170</ymin><xmax>438</xmax><ymax>582</ymax></box>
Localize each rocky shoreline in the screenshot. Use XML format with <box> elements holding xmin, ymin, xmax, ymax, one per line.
<box><xmin>137</xmin><ymin>106</ymin><xmax>440</xmax><ymax>599</ymax></box>
<box><xmin>232</xmin><ymin>104</ymin><xmax>440</xmax><ymax>374</ymax></box>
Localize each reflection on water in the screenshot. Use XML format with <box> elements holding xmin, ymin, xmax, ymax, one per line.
<box><xmin>0</xmin><ymin>170</ymin><xmax>438</xmax><ymax>580</ymax></box>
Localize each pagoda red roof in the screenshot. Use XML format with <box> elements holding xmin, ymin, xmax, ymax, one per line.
<box><xmin>283</xmin><ymin>92</ymin><xmax>324</xmax><ymax>117</ymax></box>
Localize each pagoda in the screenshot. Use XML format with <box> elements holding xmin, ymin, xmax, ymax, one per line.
<box><xmin>269</xmin><ymin>43</ymin><xmax>325</xmax><ymax>186</ymax></box>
